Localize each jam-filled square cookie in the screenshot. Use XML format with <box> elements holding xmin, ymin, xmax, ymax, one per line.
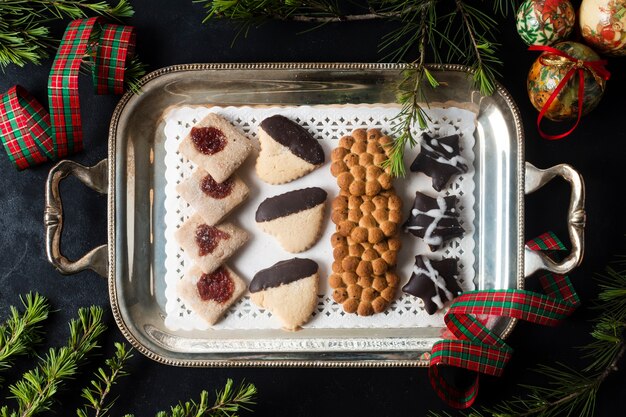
<box><xmin>176</xmin><ymin>169</ymin><xmax>249</xmax><ymax>226</ymax></box>
<box><xmin>177</xmin><ymin>264</ymin><xmax>246</xmax><ymax>326</ymax></box>
<box><xmin>175</xmin><ymin>214</ymin><xmax>249</xmax><ymax>274</ymax></box>
<box><xmin>178</xmin><ymin>113</ymin><xmax>252</xmax><ymax>183</ymax></box>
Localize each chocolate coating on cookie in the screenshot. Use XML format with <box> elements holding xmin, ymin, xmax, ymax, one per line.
<box><xmin>403</xmin><ymin>191</ymin><xmax>464</xmax><ymax>251</ymax></box>
<box><xmin>250</xmin><ymin>258</ymin><xmax>319</xmax><ymax>292</ymax></box>
<box><xmin>402</xmin><ymin>256</ymin><xmax>462</xmax><ymax>315</ymax></box>
<box><xmin>255</xmin><ymin>187</ymin><xmax>327</xmax><ymax>222</ymax></box>
<box><xmin>410</xmin><ymin>133</ymin><xmax>468</xmax><ymax>192</ymax></box>
<box><xmin>260</xmin><ymin>115</ymin><xmax>324</xmax><ymax>165</ymax></box>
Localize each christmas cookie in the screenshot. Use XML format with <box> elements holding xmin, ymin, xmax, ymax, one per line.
<box><xmin>402</xmin><ymin>256</ymin><xmax>462</xmax><ymax>315</ymax></box>
<box><xmin>330</xmin><ymin>129</ymin><xmax>394</xmax><ymax>196</ymax></box>
<box><xmin>403</xmin><ymin>191</ymin><xmax>464</xmax><ymax>251</ymax></box>
<box><xmin>174</xmin><ymin>214</ymin><xmax>249</xmax><ymax>273</ymax></box>
<box><xmin>256</xmin><ymin>115</ymin><xmax>325</xmax><ymax>184</ymax></box>
<box><xmin>249</xmin><ymin>258</ymin><xmax>319</xmax><ymax>331</ymax></box>
<box><xmin>329</xmin><ymin>128</ymin><xmax>402</xmax><ymax>315</ymax></box>
<box><xmin>329</xmin><ymin>232</ymin><xmax>400</xmax><ymax>316</ymax></box>
<box><xmin>176</xmin><ymin>169</ymin><xmax>249</xmax><ymax>226</ymax></box>
<box><xmin>178</xmin><ymin>113</ymin><xmax>252</xmax><ymax>183</ymax></box>
<box><xmin>177</xmin><ymin>265</ymin><xmax>246</xmax><ymax>325</ymax></box>
<box><xmin>330</xmin><ymin>191</ymin><xmax>403</xmax><ymax>244</ymax></box>
<box><xmin>255</xmin><ymin>187</ymin><xmax>327</xmax><ymax>253</ymax></box>
<box><xmin>410</xmin><ymin>133</ymin><xmax>468</xmax><ymax>192</ymax></box>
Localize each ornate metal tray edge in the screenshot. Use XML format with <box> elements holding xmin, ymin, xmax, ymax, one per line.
<box><xmin>106</xmin><ymin>63</ymin><xmax>523</xmax><ymax>368</ymax></box>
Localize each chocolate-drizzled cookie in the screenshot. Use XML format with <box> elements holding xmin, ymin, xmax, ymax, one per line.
<box><xmin>256</xmin><ymin>115</ymin><xmax>325</xmax><ymax>184</ymax></box>
<box><xmin>410</xmin><ymin>133</ymin><xmax>468</xmax><ymax>192</ymax></box>
<box><xmin>255</xmin><ymin>187</ymin><xmax>327</xmax><ymax>253</ymax></box>
<box><xmin>402</xmin><ymin>256</ymin><xmax>462</xmax><ymax>315</ymax></box>
<box><xmin>403</xmin><ymin>191</ymin><xmax>464</xmax><ymax>251</ymax></box>
<box><xmin>250</xmin><ymin>258</ymin><xmax>319</xmax><ymax>331</ymax></box>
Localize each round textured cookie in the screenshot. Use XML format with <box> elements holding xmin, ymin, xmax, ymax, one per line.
<box><xmin>330</xmin><ymin>129</ymin><xmax>394</xmax><ymax>196</ymax></box>
<box><xmin>329</xmin><ymin>269</ymin><xmax>399</xmax><ymax>316</ymax></box>
<box><xmin>331</xmin><ymin>190</ymin><xmax>402</xmax><ymax>243</ymax></box>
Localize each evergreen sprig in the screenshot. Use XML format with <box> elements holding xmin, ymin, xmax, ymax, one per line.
<box><xmin>0</xmin><ymin>294</ymin><xmax>50</xmax><ymax>382</ymax></box>
<box><xmin>0</xmin><ymin>295</ymin><xmax>256</xmax><ymax>417</ymax></box>
<box><xmin>2</xmin><ymin>306</ymin><xmax>106</xmax><ymax>417</ymax></box>
<box><xmin>427</xmin><ymin>259</ymin><xmax>626</xmax><ymax>417</ymax></box>
<box><xmin>156</xmin><ymin>379</ymin><xmax>257</xmax><ymax>417</ymax></box>
<box><xmin>195</xmin><ymin>0</ymin><xmax>520</xmax><ymax>176</ymax></box>
<box><xmin>77</xmin><ymin>342</ymin><xmax>133</xmax><ymax>417</ymax></box>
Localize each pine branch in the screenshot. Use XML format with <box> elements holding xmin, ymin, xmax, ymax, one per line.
<box><xmin>195</xmin><ymin>1</ymin><xmax>519</xmax><ymax>176</ymax></box>
<box><xmin>155</xmin><ymin>379</ymin><xmax>257</xmax><ymax>417</ymax></box>
<box><xmin>0</xmin><ymin>294</ymin><xmax>50</xmax><ymax>384</ymax></box>
<box><xmin>76</xmin><ymin>342</ymin><xmax>133</xmax><ymax>417</ymax></box>
<box><xmin>380</xmin><ymin>2</ymin><xmax>439</xmax><ymax>178</ymax></box>
<box><xmin>5</xmin><ymin>306</ymin><xmax>106</xmax><ymax>417</ymax></box>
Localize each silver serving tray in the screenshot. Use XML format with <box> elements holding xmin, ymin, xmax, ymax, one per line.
<box><xmin>43</xmin><ymin>64</ymin><xmax>585</xmax><ymax>367</ymax></box>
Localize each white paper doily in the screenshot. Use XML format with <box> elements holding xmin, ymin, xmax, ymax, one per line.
<box><xmin>163</xmin><ymin>105</ymin><xmax>477</xmax><ymax>331</ymax></box>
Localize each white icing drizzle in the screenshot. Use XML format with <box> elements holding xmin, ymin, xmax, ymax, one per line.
<box><xmin>421</xmin><ymin>137</ymin><xmax>467</xmax><ymax>170</ymax></box>
<box><xmin>413</xmin><ymin>258</ymin><xmax>454</xmax><ymax>310</ymax></box>
<box><xmin>406</xmin><ymin>196</ymin><xmax>451</xmax><ymax>246</ymax></box>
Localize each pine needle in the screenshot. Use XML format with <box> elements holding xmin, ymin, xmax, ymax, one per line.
<box><xmin>76</xmin><ymin>342</ymin><xmax>133</xmax><ymax>417</ymax></box>
<box><xmin>195</xmin><ymin>0</ymin><xmax>519</xmax><ymax>176</ymax></box>
<box><xmin>155</xmin><ymin>379</ymin><xmax>257</xmax><ymax>417</ymax></box>
<box><xmin>6</xmin><ymin>306</ymin><xmax>106</xmax><ymax>417</ymax></box>
<box><xmin>0</xmin><ymin>294</ymin><xmax>50</xmax><ymax>384</ymax></box>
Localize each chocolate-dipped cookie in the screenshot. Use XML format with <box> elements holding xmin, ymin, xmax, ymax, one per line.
<box><xmin>174</xmin><ymin>214</ymin><xmax>248</xmax><ymax>273</ymax></box>
<box><xmin>410</xmin><ymin>133</ymin><xmax>468</xmax><ymax>192</ymax></box>
<box><xmin>403</xmin><ymin>191</ymin><xmax>464</xmax><ymax>251</ymax></box>
<box><xmin>255</xmin><ymin>187</ymin><xmax>327</xmax><ymax>253</ymax></box>
<box><xmin>249</xmin><ymin>258</ymin><xmax>319</xmax><ymax>331</ymax></box>
<box><xmin>402</xmin><ymin>256</ymin><xmax>462</xmax><ymax>315</ymax></box>
<box><xmin>176</xmin><ymin>264</ymin><xmax>246</xmax><ymax>325</ymax></box>
<box><xmin>178</xmin><ymin>113</ymin><xmax>252</xmax><ymax>183</ymax></box>
<box><xmin>256</xmin><ymin>115</ymin><xmax>325</xmax><ymax>184</ymax></box>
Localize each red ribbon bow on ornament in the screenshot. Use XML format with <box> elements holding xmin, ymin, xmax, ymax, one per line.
<box><xmin>528</xmin><ymin>45</ymin><xmax>610</xmax><ymax>141</ymax></box>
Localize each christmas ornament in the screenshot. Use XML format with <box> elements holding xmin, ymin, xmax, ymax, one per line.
<box><xmin>516</xmin><ymin>0</ymin><xmax>576</xmax><ymax>46</ymax></box>
<box><xmin>527</xmin><ymin>41</ymin><xmax>610</xmax><ymax>140</ymax></box>
<box><xmin>580</xmin><ymin>0</ymin><xmax>626</xmax><ymax>56</ymax></box>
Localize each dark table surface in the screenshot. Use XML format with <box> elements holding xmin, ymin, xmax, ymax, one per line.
<box><xmin>1</xmin><ymin>1</ymin><xmax>625</xmax><ymax>416</ymax></box>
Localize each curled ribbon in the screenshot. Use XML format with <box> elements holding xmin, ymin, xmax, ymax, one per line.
<box><xmin>428</xmin><ymin>232</ymin><xmax>580</xmax><ymax>408</ymax></box>
<box><xmin>528</xmin><ymin>45</ymin><xmax>610</xmax><ymax>141</ymax></box>
<box><xmin>0</xmin><ymin>18</ymin><xmax>136</xmax><ymax>169</ymax></box>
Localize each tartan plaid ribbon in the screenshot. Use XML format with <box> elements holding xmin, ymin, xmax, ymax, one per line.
<box><xmin>0</xmin><ymin>18</ymin><xmax>135</xmax><ymax>169</ymax></box>
<box><xmin>429</xmin><ymin>232</ymin><xmax>580</xmax><ymax>409</ymax></box>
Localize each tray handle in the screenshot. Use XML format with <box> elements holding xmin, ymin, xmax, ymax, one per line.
<box><xmin>45</xmin><ymin>159</ymin><xmax>109</xmax><ymax>277</ymax></box>
<box><xmin>524</xmin><ymin>162</ymin><xmax>586</xmax><ymax>277</ymax></box>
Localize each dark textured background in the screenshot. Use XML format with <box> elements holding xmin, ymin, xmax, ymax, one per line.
<box><xmin>1</xmin><ymin>1</ymin><xmax>625</xmax><ymax>416</ymax></box>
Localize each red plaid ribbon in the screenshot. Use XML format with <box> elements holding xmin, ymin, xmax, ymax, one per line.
<box><xmin>429</xmin><ymin>232</ymin><xmax>580</xmax><ymax>408</ymax></box>
<box><xmin>528</xmin><ymin>45</ymin><xmax>610</xmax><ymax>141</ymax></box>
<box><xmin>0</xmin><ymin>18</ymin><xmax>136</xmax><ymax>169</ymax></box>
<box><xmin>0</xmin><ymin>86</ymin><xmax>53</xmax><ymax>170</ymax></box>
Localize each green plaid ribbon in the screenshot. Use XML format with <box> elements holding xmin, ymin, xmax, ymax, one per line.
<box><xmin>429</xmin><ymin>232</ymin><xmax>580</xmax><ymax>409</ymax></box>
<box><xmin>0</xmin><ymin>18</ymin><xmax>136</xmax><ymax>169</ymax></box>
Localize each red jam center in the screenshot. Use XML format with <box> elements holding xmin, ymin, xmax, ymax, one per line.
<box><xmin>195</xmin><ymin>224</ymin><xmax>230</xmax><ymax>256</ymax></box>
<box><xmin>200</xmin><ymin>174</ymin><xmax>233</xmax><ymax>199</ymax></box>
<box><xmin>190</xmin><ymin>126</ymin><xmax>226</xmax><ymax>155</ymax></box>
<box><xmin>196</xmin><ymin>267</ymin><xmax>234</xmax><ymax>303</ymax></box>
